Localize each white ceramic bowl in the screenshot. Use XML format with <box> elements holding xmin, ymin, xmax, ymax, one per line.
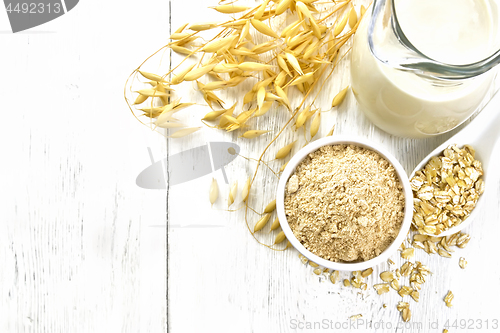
<box><xmin>276</xmin><ymin>135</ymin><xmax>413</xmax><ymax>271</ymax></box>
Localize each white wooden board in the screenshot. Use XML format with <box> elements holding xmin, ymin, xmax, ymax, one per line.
<box><xmin>0</xmin><ymin>0</ymin><xmax>499</xmax><ymax>332</ymax></box>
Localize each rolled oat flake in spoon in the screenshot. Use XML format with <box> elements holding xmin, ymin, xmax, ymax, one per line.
<box><xmin>410</xmin><ymin>90</ymin><xmax>500</xmax><ymax>236</ymax></box>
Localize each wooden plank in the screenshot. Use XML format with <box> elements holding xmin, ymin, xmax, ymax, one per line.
<box><xmin>0</xmin><ymin>0</ymin><xmax>170</xmax><ymax>331</ymax></box>
<box><xmin>166</xmin><ymin>1</ymin><xmax>500</xmax><ymax>332</ymax></box>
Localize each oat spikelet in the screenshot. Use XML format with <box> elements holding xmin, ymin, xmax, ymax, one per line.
<box><xmin>334</xmin><ymin>12</ymin><xmax>349</xmax><ymax>36</ymax></box>
<box><xmin>274</xmin><ymin>86</ymin><xmax>291</xmax><ymax>110</ymax></box>
<box><xmin>202</xmin><ymin>109</ymin><xmax>228</xmax><ymax>121</ymax></box>
<box><xmin>134</xmin><ymin>94</ymin><xmax>148</xmax><ymax>105</ymax></box>
<box><xmin>136</xmin><ymin>88</ymin><xmax>169</xmax><ymax>97</ymax></box>
<box><xmin>254</xmin><ymin>213</ymin><xmax>271</xmax><ymax>232</ymax></box>
<box><xmin>242</xmin><ymin>130</ymin><xmax>270</xmax><ymax>139</ymax></box>
<box><xmin>228</xmin><ymin>181</ymin><xmax>238</xmax><ymax>207</ymax></box>
<box><xmin>331</xmin><ymin>86</ymin><xmax>349</xmax><ymax>107</ymax></box>
<box><xmin>202</xmin><ymin>35</ymin><xmax>238</xmax><ymax>53</ymax></box>
<box><xmin>241</xmin><ymin>177</ymin><xmax>251</xmax><ymax>202</ymax></box>
<box><xmin>270</xmin><ymin>217</ymin><xmax>280</xmax><ymax>231</ymax></box>
<box><xmin>169</xmin><ymin>32</ymin><xmax>191</xmax><ymax>40</ymax></box>
<box><xmin>348</xmin><ymin>6</ymin><xmax>358</xmax><ymax>28</ymax></box>
<box><xmin>156</xmin><ymin>122</ymin><xmax>186</xmax><ymax>129</ymax></box>
<box><xmin>275</xmin><ymin>141</ymin><xmax>296</xmax><ymax>159</ymax></box>
<box><xmin>237</xmin><ymin>62</ymin><xmax>274</xmax><ymax>71</ymax></box>
<box><xmin>174</xmin><ymin>23</ymin><xmax>189</xmax><ymax>34</ymax></box>
<box><xmin>295</xmin><ymin>1</ymin><xmax>313</xmax><ymax>20</ymax></box>
<box><xmin>254</xmin><ymin>0</ymin><xmax>270</xmax><ymax>20</ymax></box>
<box><xmin>277</xmin><ymin>54</ymin><xmax>291</xmax><ymax>76</ymax></box>
<box><xmin>154</xmin><ymin>83</ymin><xmax>171</xmax><ymax>105</ymax></box>
<box><xmin>204</xmin><ymin>103</ymin><xmax>236</xmax><ymax>122</ymax></box>
<box><xmin>171</xmin><ymin>45</ymin><xmax>193</xmax><ymax>55</ymax></box>
<box><xmin>171</xmin><ymin>64</ymin><xmax>196</xmax><ymax>85</ymax></box>
<box><xmin>189</xmin><ymin>22</ymin><xmax>218</xmax><ymax>31</ymax></box>
<box><xmin>183</xmin><ymin>63</ymin><xmax>217</xmax><ymax>81</ymax></box>
<box><xmin>326</xmin><ymin>124</ymin><xmax>336</xmax><ymax>136</ymax></box>
<box><xmin>251</xmin><ymin>19</ymin><xmax>279</xmax><ymax>38</ymax></box>
<box><xmin>138</xmin><ymin>71</ymin><xmax>165</xmax><ymax>82</ymax></box>
<box><xmin>276</xmin><ymin>0</ymin><xmax>294</xmax><ymax>15</ymax></box>
<box><xmin>310</xmin><ymin>111</ymin><xmax>321</xmax><ymax>138</ymax></box>
<box><xmin>212</xmin><ymin>63</ymin><xmax>239</xmax><ymax>73</ymax></box>
<box><xmin>254</xmin><ymin>102</ymin><xmax>273</xmax><ymax>117</ymax></box>
<box><xmin>274</xmin><ymin>231</ymin><xmax>286</xmax><ymax>244</ymax></box>
<box><xmin>212</xmin><ymin>5</ymin><xmax>249</xmax><ymax>14</ymax></box>
<box><xmin>285</xmin><ymin>52</ymin><xmax>304</xmax><ymax>75</ymax></box>
<box><xmin>295</xmin><ymin>106</ymin><xmax>314</xmax><ymax>129</ymax></box>
<box><xmin>209</xmin><ymin>178</ymin><xmax>218</xmax><ymax>206</ymax></box>
<box><xmin>257</xmin><ymin>86</ymin><xmax>266</xmax><ymax>110</ymax></box>
<box><xmin>264</xmin><ymin>199</ymin><xmax>276</xmax><ymax>213</ymax></box>
<box><xmin>168</xmin><ymin>127</ymin><xmax>201</xmax><ymax>138</ymax></box>
<box><xmin>275</xmin><ymin>71</ymin><xmax>288</xmax><ymax>87</ymax></box>
<box><xmin>290</xmin><ymin>72</ymin><xmax>314</xmax><ymax>86</ymax></box>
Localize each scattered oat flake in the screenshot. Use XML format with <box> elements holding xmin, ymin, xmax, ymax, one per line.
<box><xmin>402</xmin><ymin>307</ymin><xmax>411</xmax><ymax>322</ymax></box>
<box><xmin>330</xmin><ymin>270</ymin><xmax>339</xmax><ymax>284</ymax></box>
<box><xmin>361</xmin><ymin>268</ymin><xmax>373</xmax><ymax>278</ymax></box>
<box><xmin>398</xmin><ymin>286</ymin><xmax>413</xmax><ymax>297</ymax></box>
<box><xmin>350</xmin><ymin>314</ymin><xmax>362</xmax><ymax>320</ymax></box>
<box><xmin>438</xmin><ymin>248</ymin><xmax>452</xmax><ymax>258</ymax></box>
<box><xmin>459</xmin><ymin>257</ymin><xmax>467</xmax><ymax>269</ymax></box>
<box><xmin>351</xmin><ymin>278</ymin><xmax>361</xmax><ymax>289</ymax></box>
<box><xmin>444</xmin><ymin>290</ymin><xmax>454</xmax><ymax>307</ymax></box>
<box><xmin>397</xmin><ymin>301</ymin><xmax>409</xmax><ymax>312</ymax></box>
<box><xmin>380</xmin><ymin>271</ymin><xmax>394</xmax><ymax>282</ymax></box>
<box><xmin>401</xmin><ymin>248</ymin><xmax>414</xmax><ymax>259</ymax></box>
<box><xmin>298</xmin><ymin>254</ymin><xmax>308</xmax><ymax>265</ymax></box>
<box><xmin>373</xmin><ymin>284</ymin><xmax>390</xmax><ymax>295</ymax></box>
<box><xmin>390</xmin><ymin>279</ymin><xmax>400</xmax><ymax>291</ymax></box>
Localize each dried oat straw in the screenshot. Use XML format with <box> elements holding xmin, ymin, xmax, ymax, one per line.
<box><xmin>284</xmin><ymin>144</ymin><xmax>405</xmax><ymax>262</ymax></box>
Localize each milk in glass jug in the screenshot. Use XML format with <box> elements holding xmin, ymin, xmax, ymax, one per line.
<box><xmin>351</xmin><ymin>0</ymin><xmax>500</xmax><ymax>138</ymax></box>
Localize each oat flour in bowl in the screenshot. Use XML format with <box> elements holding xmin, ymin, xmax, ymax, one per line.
<box><xmin>284</xmin><ymin>144</ymin><xmax>405</xmax><ymax>262</ymax></box>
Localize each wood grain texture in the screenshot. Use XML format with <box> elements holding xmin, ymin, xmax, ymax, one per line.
<box><xmin>1</xmin><ymin>0</ymin><xmax>499</xmax><ymax>332</ymax></box>
<box><xmin>0</xmin><ymin>1</ymin><xmax>169</xmax><ymax>332</ymax></box>
<box><xmin>165</xmin><ymin>1</ymin><xmax>500</xmax><ymax>333</ymax></box>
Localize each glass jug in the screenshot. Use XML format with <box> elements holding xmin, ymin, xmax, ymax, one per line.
<box><xmin>351</xmin><ymin>0</ymin><xmax>500</xmax><ymax>138</ymax></box>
